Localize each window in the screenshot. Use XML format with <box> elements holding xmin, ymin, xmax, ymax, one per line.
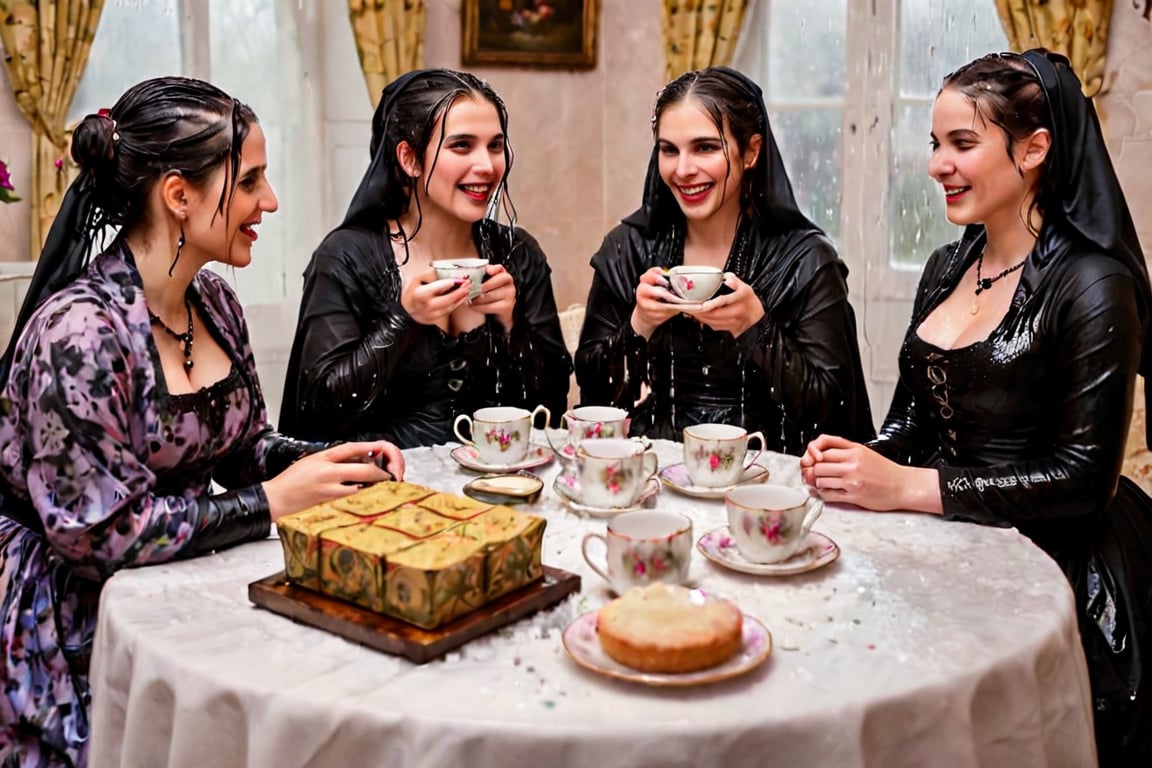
<box><xmin>69</xmin><ymin>0</ymin><xmax>321</xmax><ymax>307</ymax></box>
<box><xmin>736</xmin><ymin>0</ymin><xmax>1007</xmax><ymax>269</ymax></box>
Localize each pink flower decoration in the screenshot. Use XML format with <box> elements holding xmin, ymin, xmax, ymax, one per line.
<box><xmin>709</xmin><ymin>453</ymin><xmax>720</xmax><ymax>470</ymax></box>
<box><xmin>0</xmin><ymin>159</ymin><xmax>19</xmax><ymax>204</ymax></box>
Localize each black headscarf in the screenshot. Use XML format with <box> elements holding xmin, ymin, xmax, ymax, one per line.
<box><xmin>626</xmin><ymin>66</ymin><xmax>820</xmax><ymax>240</ymax></box>
<box><xmin>0</xmin><ymin>174</ymin><xmax>102</xmax><ymax>390</ymax></box>
<box><xmin>339</xmin><ymin>69</ymin><xmax>428</xmax><ymax>232</ymax></box>
<box><xmin>1019</xmin><ymin>49</ymin><xmax>1152</xmax><ymax>443</ymax></box>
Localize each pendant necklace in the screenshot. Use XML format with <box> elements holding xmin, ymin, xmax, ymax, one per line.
<box><xmin>148</xmin><ymin>296</ymin><xmax>195</xmax><ymax>371</ymax></box>
<box><xmin>970</xmin><ymin>247</ymin><xmax>1027</xmax><ymax>315</ymax></box>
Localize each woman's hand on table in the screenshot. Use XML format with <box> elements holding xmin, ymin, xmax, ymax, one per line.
<box><xmin>801</xmin><ymin>434</ymin><xmax>942</xmax><ymax>514</ymax></box>
<box><xmin>692</xmin><ymin>273</ymin><xmax>765</xmax><ymax>337</ymax></box>
<box><xmin>631</xmin><ymin>268</ymin><xmax>686</xmax><ymax>339</ymax></box>
<box><xmin>262</xmin><ymin>440</ymin><xmax>406</xmax><ymax>521</ymax></box>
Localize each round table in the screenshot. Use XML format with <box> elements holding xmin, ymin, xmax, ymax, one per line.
<box><xmin>88</xmin><ymin>438</ymin><xmax>1096</xmax><ymax>768</ymax></box>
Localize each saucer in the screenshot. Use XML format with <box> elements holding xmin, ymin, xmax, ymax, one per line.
<box><xmin>561</xmin><ymin>610</ymin><xmax>772</xmax><ymax>687</ymax></box>
<box><xmin>659</xmin><ymin>462</ymin><xmax>770</xmax><ymax>500</ymax></box>
<box><xmin>553</xmin><ymin>475</ymin><xmax>661</xmax><ymax>517</ymax></box>
<box><xmin>696</xmin><ymin>526</ymin><xmax>840</xmax><ymax>576</ymax></box>
<box><xmin>450</xmin><ymin>444</ymin><xmax>555</xmax><ymax>474</ymax></box>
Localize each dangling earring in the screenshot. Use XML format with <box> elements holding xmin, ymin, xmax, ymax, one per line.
<box><xmin>168</xmin><ymin>227</ymin><xmax>185</xmax><ymax>277</ymax></box>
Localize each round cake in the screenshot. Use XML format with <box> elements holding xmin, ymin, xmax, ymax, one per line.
<box><xmin>596</xmin><ymin>583</ymin><xmax>744</xmax><ymax>673</ymax></box>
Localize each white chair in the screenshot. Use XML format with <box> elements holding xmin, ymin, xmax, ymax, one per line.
<box><xmin>557</xmin><ymin>304</ymin><xmax>585</xmax><ymax>410</ymax></box>
<box><xmin>558</xmin><ymin>303</ymin><xmax>585</xmax><ymax>356</ymax></box>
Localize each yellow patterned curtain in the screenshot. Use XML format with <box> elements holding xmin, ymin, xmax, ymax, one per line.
<box><xmin>348</xmin><ymin>0</ymin><xmax>425</xmax><ymax>109</ymax></box>
<box><xmin>662</xmin><ymin>0</ymin><xmax>751</xmax><ymax>81</ymax></box>
<box><xmin>994</xmin><ymin>0</ymin><xmax>1114</xmax><ymax>96</ymax></box>
<box><xmin>0</xmin><ymin>0</ymin><xmax>104</xmax><ymax>257</ymax></box>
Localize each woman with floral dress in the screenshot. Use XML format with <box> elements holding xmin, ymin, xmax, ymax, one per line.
<box><xmin>0</xmin><ymin>77</ymin><xmax>404</xmax><ymax>768</ymax></box>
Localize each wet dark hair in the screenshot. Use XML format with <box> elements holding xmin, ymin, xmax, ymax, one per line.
<box><xmin>368</xmin><ymin>69</ymin><xmax>515</xmax><ymax>245</ymax></box>
<box><xmin>70</xmin><ymin>75</ymin><xmax>257</xmax><ymax>233</ymax></box>
<box><xmin>0</xmin><ymin>76</ymin><xmax>258</xmax><ymax>390</ymax></box>
<box><xmin>652</xmin><ymin>68</ymin><xmax>765</xmax><ymax>212</ymax></box>
<box><xmin>940</xmin><ymin>53</ymin><xmax>1055</xmax><ymax>231</ymax></box>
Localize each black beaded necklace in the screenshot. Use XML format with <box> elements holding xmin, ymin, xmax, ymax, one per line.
<box><xmin>971</xmin><ymin>247</ymin><xmax>1027</xmax><ymax>315</ymax></box>
<box><xmin>148</xmin><ymin>296</ymin><xmax>195</xmax><ymax>371</ymax></box>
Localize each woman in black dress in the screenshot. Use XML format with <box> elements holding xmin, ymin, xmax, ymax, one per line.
<box><xmin>281</xmin><ymin>69</ymin><xmax>571</xmax><ymax>448</ymax></box>
<box><xmin>802</xmin><ymin>50</ymin><xmax>1152</xmax><ymax>765</ymax></box>
<box><xmin>575</xmin><ymin>67</ymin><xmax>873</xmax><ymax>453</ymax></box>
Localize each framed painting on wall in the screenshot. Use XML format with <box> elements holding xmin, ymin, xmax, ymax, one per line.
<box><xmin>462</xmin><ymin>0</ymin><xmax>598</xmax><ymax>69</ymax></box>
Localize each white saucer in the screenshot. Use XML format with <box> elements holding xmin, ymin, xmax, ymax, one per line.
<box><xmin>553</xmin><ymin>475</ymin><xmax>661</xmax><ymax>517</ymax></box>
<box><xmin>561</xmin><ymin>609</ymin><xmax>772</xmax><ymax>687</ymax></box>
<box><xmin>659</xmin><ymin>462</ymin><xmax>770</xmax><ymax>499</ymax></box>
<box><xmin>450</xmin><ymin>444</ymin><xmax>555</xmax><ymax>474</ymax></box>
<box><xmin>696</xmin><ymin>526</ymin><xmax>840</xmax><ymax>576</ymax></box>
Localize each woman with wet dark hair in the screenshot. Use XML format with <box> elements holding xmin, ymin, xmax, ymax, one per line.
<box><xmin>802</xmin><ymin>50</ymin><xmax>1152</xmax><ymax>765</ymax></box>
<box><xmin>0</xmin><ymin>77</ymin><xmax>403</xmax><ymax>767</ymax></box>
<box><xmin>575</xmin><ymin>66</ymin><xmax>873</xmax><ymax>451</ymax></box>
<box><xmin>280</xmin><ymin>68</ymin><xmax>572</xmax><ymax>448</ymax></box>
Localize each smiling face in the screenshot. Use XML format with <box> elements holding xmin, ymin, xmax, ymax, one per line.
<box><xmin>181</xmin><ymin>122</ymin><xmax>278</xmax><ymax>268</ymax></box>
<box><xmin>655</xmin><ymin>98</ymin><xmax>759</xmax><ymax>225</ymax></box>
<box><xmin>928</xmin><ymin>87</ymin><xmax>1042</xmax><ymax>232</ymax></box>
<box><xmin>408</xmin><ymin>95</ymin><xmax>507</xmax><ymax>226</ymax></box>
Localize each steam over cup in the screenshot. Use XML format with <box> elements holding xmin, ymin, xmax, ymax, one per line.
<box><xmin>724</xmin><ymin>484</ymin><xmax>823</xmax><ymax>564</ymax></box>
<box><xmin>667</xmin><ymin>265</ymin><xmax>725</xmax><ymax>302</ymax></box>
<box><xmin>432</xmin><ymin>258</ymin><xmax>489</xmax><ymax>300</ymax></box>
<box><xmin>581</xmin><ymin>510</ymin><xmax>693</xmax><ymax>593</ymax></box>
<box><xmin>682</xmin><ymin>423</ymin><xmax>766</xmax><ymax>487</ymax></box>
<box><xmin>453</xmin><ymin>404</ymin><xmax>550</xmax><ymax>465</ymax></box>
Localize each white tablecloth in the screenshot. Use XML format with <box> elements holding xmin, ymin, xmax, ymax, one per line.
<box><xmin>88</xmin><ymin>438</ymin><xmax>1096</xmax><ymax>768</ymax></box>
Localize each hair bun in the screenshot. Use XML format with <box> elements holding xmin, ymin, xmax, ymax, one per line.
<box><xmin>70</xmin><ymin>112</ymin><xmax>119</xmax><ymax>174</ymax></box>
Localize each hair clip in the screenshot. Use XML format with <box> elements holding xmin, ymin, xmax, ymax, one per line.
<box><xmin>95</xmin><ymin>108</ymin><xmax>119</xmax><ymax>141</ymax></box>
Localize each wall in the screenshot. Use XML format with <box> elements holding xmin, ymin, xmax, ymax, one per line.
<box><xmin>425</xmin><ymin>0</ymin><xmax>664</xmax><ymax>310</ymax></box>
<box><xmin>1097</xmin><ymin>4</ymin><xmax>1152</xmax><ymax>482</ymax></box>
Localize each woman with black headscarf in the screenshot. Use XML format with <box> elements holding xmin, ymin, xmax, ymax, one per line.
<box><xmin>280</xmin><ymin>69</ymin><xmax>572</xmax><ymax>449</ymax></box>
<box><xmin>575</xmin><ymin>67</ymin><xmax>874</xmax><ymax>453</ymax></box>
<box><xmin>802</xmin><ymin>50</ymin><xmax>1152</xmax><ymax>764</ymax></box>
<box><xmin>0</xmin><ymin>77</ymin><xmax>401</xmax><ymax>767</ymax></box>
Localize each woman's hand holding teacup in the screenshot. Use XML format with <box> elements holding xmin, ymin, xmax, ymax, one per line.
<box><xmin>402</xmin><ymin>267</ymin><xmax>471</xmax><ymax>326</ymax></box>
<box><xmin>801</xmin><ymin>434</ymin><xmax>941</xmax><ymax>514</ymax></box>
<box><xmin>460</xmin><ymin>263</ymin><xmax>516</xmax><ymax>332</ymax></box>
<box><xmin>692</xmin><ymin>273</ymin><xmax>764</xmax><ymax>337</ymax></box>
<box><xmin>263</xmin><ymin>440</ymin><xmax>405</xmax><ymax>521</ymax></box>
<box><xmin>631</xmin><ymin>267</ymin><xmax>686</xmax><ymax>339</ymax></box>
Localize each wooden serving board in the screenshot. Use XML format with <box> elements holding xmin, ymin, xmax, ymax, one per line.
<box><xmin>248</xmin><ymin>566</ymin><xmax>581</xmax><ymax>664</ymax></box>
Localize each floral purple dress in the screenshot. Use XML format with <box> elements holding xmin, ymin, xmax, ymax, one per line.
<box><xmin>0</xmin><ymin>246</ymin><xmax>300</xmax><ymax>767</ymax></box>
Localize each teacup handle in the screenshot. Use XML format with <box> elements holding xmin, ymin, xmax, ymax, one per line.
<box><xmin>798</xmin><ymin>497</ymin><xmax>824</xmax><ymax>539</ymax></box>
<box><xmin>641</xmin><ymin>450</ymin><xmax>659</xmax><ymax>481</ymax></box>
<box><xmin>452</xmin><ymin>414</ymin><xmax>475</xmax><ymax>447</ymax></box>
<box><xmin>581</xmin><ymin>532</ymin><xmax>612</xmax><ymax>585</ymax></box>
<box><xmin>744</xmin><ymin>430</ymin><xmax>766</xmax><ymax>469</ymax></box>
<box><xmin>530</xmin><ymin>404</ymin><xmax>552</xmax><ymax>431</ymax></box>
<box><xmin>546</xmin><ymin>412</ymin><xmax>574</xmax><ymax>461</ymax></box>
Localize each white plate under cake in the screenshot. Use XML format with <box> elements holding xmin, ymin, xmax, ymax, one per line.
<box><xmin>562</xmin><ymin>601</ymin><xmax>772</xmax><ymax>687</ymax></box>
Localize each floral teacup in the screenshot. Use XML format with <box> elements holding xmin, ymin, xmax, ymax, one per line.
<box><xmin>667</xmin><ymin>265</ymin><xmax>725</xmax><ymax>302</ymax></box>
<box><xmin>571</xmin><ymin>438</ymin><xmax>659</xmax><ymax>508</ymax></box>
<box><xmin>581</xmin><ymin>510</ymin><xmax>693</xmax><ymax>593</ymax></box>
<box><xmin>550</xmin><ymin>405</ymin><xmax>631</xmax><ymax>457</ymax></box>
<box><xmin>452</xmin><ymin>405</ymin><xmax>550</xmax><ymax>466</ymax></box>
<box><xmin>683</xmin><ymin>423</ymin><xmax>766</xmax><ymax>487</ymax></box>
<box><xmin>724</xmin><ymin>484</ymin><xmax>823</xmax><ymax>563</ymax></box>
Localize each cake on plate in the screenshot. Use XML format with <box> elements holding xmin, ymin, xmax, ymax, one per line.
<box><xmin>597</xmin><ymin>583</ymin><xmax>743</xmax><ymax>673</ymax></box>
